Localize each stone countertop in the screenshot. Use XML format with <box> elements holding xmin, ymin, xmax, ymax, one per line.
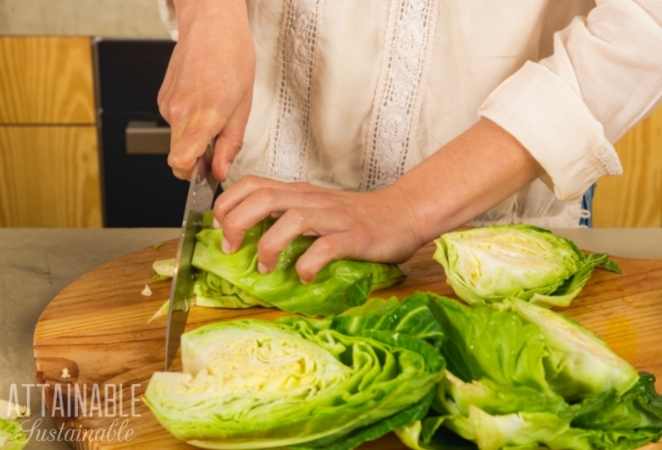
<box><xmin>1</xmin><ymin>227</ymin><xmax>662</xmax><ymax>449</ymax></box>
<box><xmin>0</xmin><ymin>0</ymin><xmax>169</xmax><ymax>38</ymax></box>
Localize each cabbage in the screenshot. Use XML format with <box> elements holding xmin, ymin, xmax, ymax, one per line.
<box><xmin>0</xmin><ymin>419</ymin><xmax>27</xmax><ymax>450</ymax></box>
<box><xmin>0</xmin><ymin>401</ymin><xmax>28</xmax><ymax>450</ymax></box>
<box><xmin>152</xmin><ymin>216</ymin><xmax>404</xmax><ymax>316</ymax></box>
<box><xmin>434</xmin><ymin>225</ymin><xmax>620</xmax><ymax>307</ymax></box>
<box><xmin>398</xmin><ymin>295</ymin><xmax>662</xmax><ymax>450</ymax></box>
<box><xmin>145</xmin><ymin>295</ymin><xmax>445</xmax><ymax>449</ymax></box>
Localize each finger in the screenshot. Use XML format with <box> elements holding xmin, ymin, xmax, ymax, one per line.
<box><xmin>157</xmin><ymin>46</ymin><xmax>179</xmax><ymax>122</ymax></box>
<box><xmin>295</xmin><ymin>233</ymin><xmax>355</xmax><ymax>283</ymax></box>
<box><xmin>212</xmin><ymin>92</ymin><xmax>252</xmax><ymax>181</ymax></box>
<box><xmin>220</xmin><ymin>190</ymin><xmax>336</xmax><ymax>253</ymax></box>
<box><xmin>258</xmin><ymin>208</ymin><xmax>351</xmax><ymax>272</ymax></box>
<box><xmin>168</xmin><ymin>109</ymin><xmax>225</xmax><ymax>179</ymax></box>
<box><xmin>214</xmin><ymin>176</ymin><xmax>321</xmax><ymax>221</ymax></box>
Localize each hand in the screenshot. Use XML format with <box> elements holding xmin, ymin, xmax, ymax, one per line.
<box><xmin>213</xmin><ymin>177</ymin><xmax>424</xmax><ymax>282</ymax></box>
<box><xmin>159</xmin><ymin>0</ymin><xmax>255</xmax><ymax>181</ymax></box>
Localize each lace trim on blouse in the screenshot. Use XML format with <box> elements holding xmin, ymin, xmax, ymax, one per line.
<box><xmin>266</xmin><ymin>0</ymin><xmax>323</xmax><ymax>181</ymax></box>
<box><xmin>360</xmin><ymin>0</ymin><xmax>438</xmax><ymax>190</ymax></box>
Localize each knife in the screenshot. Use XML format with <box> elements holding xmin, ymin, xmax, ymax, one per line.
<box><xmin>164</xmin><ymin>143</ymin><xmax>218</xmax><ymax>370</ymax></box>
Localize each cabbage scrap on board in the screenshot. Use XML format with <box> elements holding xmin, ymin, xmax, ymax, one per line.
<box><xmin>397</xmin><ymin>295</ymin><xmax>662</xmax><ymax>450</ymax></box>
<box><xmin>434</xmin><ymin>225</ymin><xmax>621</xmax><ymax>307</ymax></box>
<box><xmin>145</xmin><ymin>295</ymin><xmax>445</xmax><ymax>449</ymax></box>
<box><xmin>152</xmin><ymin>214</ymin><xmax>404</xmax><ymax>316</ymax></box>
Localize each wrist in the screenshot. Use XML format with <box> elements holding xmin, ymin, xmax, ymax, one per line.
<box><xmin>381</xmin><ymin>183</ymin><xmax>428</xmax><ymax>248</ymax></box>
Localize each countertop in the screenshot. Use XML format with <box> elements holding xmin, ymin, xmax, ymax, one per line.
<box><xmin>0</xmin><ymin>0</ymin><xmax>169</xmax><ymax>38</ymax></box>
<box><xmin>1</xmin><ymin>227</ymin><xmax>662</xmax><ymax>449</ymax></box>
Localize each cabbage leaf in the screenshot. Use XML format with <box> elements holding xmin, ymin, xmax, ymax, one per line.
<box><xmin>145</xmin><ymin>295</ymin><xmax>445</xmax><ymax>449</ymax></box>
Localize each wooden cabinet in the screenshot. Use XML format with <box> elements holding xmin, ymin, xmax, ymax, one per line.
<box><xmin>0</xmin><ymin>127</ymin><xmax>102</xmax><ymax>227</ymax></box>
<box><xmin>0</xmin><ymin>37</ymin><xmax>96</xmax><ymax>124</ymax></box>
<box><xmin>0</xmin><ymin>37</ymin><xmax>101</xmax><ymax>227</ymax></box>
<box><xmin>594</xmin><ymin>107</ymin><xmax>662</xmax><ymax>227</ymax></box>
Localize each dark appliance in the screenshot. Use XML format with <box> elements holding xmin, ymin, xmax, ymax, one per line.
<box><xmin>95</xmin><ymin>38</ymin><xmax>186</xmax><ymax>227</ymax></box>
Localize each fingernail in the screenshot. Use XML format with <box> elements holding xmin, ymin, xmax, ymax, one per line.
<box><xmin>212</xmin><ymin>218</ymin><xmax>221</xmax><ymax>229</ymax></box>
<box><xmin>222</xmin><ymin>239</ymin><xmax>232</xmax><ymax>253</ymax></box>
<box><xmin>257</xmin><ymin>262</ymin><xmax>268</xmax><ymax>274</ymax></box>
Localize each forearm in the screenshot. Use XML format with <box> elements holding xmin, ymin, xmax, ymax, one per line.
<box><xmin>172</xmin><ymin>0</ymin><xmax>249</xmax><ymax>37</ymax></box>
<box><xmin>393</xmin><ymin>118</ymin><xmax>543</xmax><ymax>243</ymax></box>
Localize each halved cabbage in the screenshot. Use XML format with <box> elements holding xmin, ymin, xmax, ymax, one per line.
<box><xmin>0</xmin><ymin>419</ymin><xmax>27</xmax><ymax>450</ymax></box>
<box><xmin>152</xmin><ymin>216</ymin><xmax>404</xmax><ymax>316</ymax></box>
<box><xmin>434</xmin><ymin>225</ymin><xmax>620</xmax><ymax>307</ymax></box>
<box><xmin>398</xmin><ymin>295</ymin><xmax>662</xmax><ymax>450</ymax></box>
<box><xmin>145</xmin><ymin>296</ymin><xmax>444</xmax><ymax>449</ymax></box>
<box><xmin>0</xmin><ymin>401</ymin><xmax>28</xmax><ymax>450</ymax></box>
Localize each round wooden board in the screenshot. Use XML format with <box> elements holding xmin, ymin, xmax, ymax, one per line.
<box><xmin>33</xmin><ymin>240</ymin><xmax>662</xmax><ymax>450</ymax></box>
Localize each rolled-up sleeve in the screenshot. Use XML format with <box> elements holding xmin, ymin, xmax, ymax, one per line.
<box><xmin>479</xmin><ymin>0</ymin><xmax>662</xmax><ymax>201</ymax></box>
<box><xmin>158</xmin><ymin>0</ymin><xmax>179</xmax><ymax>41</ymax></box>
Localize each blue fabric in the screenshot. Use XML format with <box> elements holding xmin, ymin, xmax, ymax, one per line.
<box><xmin>580</xmin><ymin>184</ymin><xmax>596</xmax><ymax>227</ymax></box>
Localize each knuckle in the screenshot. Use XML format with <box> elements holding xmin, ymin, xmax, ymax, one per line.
<box><xmin>167</xmin><ymin>152</ymin><xmax>191</xmax><ymax>170</ymax></box>
<box><xmin>315</xmin><ymin>237</ymin><xmax>335</xmax><ymax>255</ymax></box>
<box><xmin>253</xmin><ymin>188</ymin><xmax>274</xmax><ymax>205</ymax></box>
<box><xmin>257</xmin><ymin>238</ymin><xmax>278</xmax><ymax>260</ymax></box>
<box><xmin>286</xmin><ymin>209</ymin><xmax>306</xmax><ymax>227</ymax></box>
<box><xmin>167</xmin><ymin>101</ymin><xmax>188</xmax><ymax>122</ymax></box>
<box><xmin>213</xmin><ymin>199</ymin><xmax>226</xmax><ymax>220</ymax></box>
<box><xmin>222</xmin><ymin>214</ymin><xmax>245</xmax><ymax>235</ymax></box>
<box><xmin>241</xmin><ymin>175</ymin><xmax>261</xmax><ymax>190</ymax></box>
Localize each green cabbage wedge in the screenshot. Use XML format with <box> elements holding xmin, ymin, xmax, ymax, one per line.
<box><xmin>0</xmin><ymin>401</ymin><xmax>28</xmax><ymax>450</ymax></box>
<box><xmin>434</xmin><ymin>225</ymin><xmax>620</xmax><ymax>307</ymax></box>
<box><xmin>152</xmin><ymin>215</ymin><xmax>404</xmax><ymax>316</ymax></box>
<box><xmin>0</xmin><ymin>419</ymin><xmax>27</xmax><ymax>450</ymax></box>
<box><xmin>397</xmin><ymin>295</ymin><xmax>662</xmax><ymax>450</ymax></box>
<box><xmin>145</xmin><ymin>295</ymin><xmax>445</xmax><ymax>449</ymax></box>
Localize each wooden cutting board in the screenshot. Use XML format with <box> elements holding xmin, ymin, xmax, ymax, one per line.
<box><xmin>33</xmin><ymin>240</ymin><xmax>662</xmax><ymax>450</ymax></box>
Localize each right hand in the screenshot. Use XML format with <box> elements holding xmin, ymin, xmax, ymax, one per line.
<box><xmin>158</xmin><ymin>0</ymin><xmax>256</xmax><ymax>181</ymax></box>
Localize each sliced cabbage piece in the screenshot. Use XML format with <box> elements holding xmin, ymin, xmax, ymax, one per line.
<box><xmin>0</xmin><ymin>419</ymin><xmax>27</xmax><ymax>450</ymax></box>
<box><xmin>434</xmin><ymin>225</ymin><xmax>620</xmax><ymax>307</ymax></box>
<box><xmin>145</xmin><ymin>296</ymin><xmax>444</xmax><ymax>449</ymax></box>
<box><xmin>151</xmin><ymin>215</ymin><xmax>404</xmax><ymax>316</ymax></box>
<box><xmin>398</xmin><ymin>294</ymin><xmax>662</xmax><ymax>450</ymax></box>
<box><xmin>0</xmin><ymin>401</ymin><xmax>29</xmax><ymax>450</ymax></box>
<box><xmin>192</xmin><ymin>222</ymin><xmax>404</xmax><ymax>316</ymax></box>
<box><xmin>509</xmin><ymin>298</ymin><xmax>638</xmax><ymax>399</ymax></box>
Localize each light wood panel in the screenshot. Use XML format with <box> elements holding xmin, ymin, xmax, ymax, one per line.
<box><xmin>0</xmin><ymin>126</ymin><xmax>102</xmax><ymax>227</ymax></box>
<box><xmin>0</xmin><ymin>37</ymin><xmax>95</xmax><ymax>124</ymax></box>
<box><xmin>33</xmin><ymin>240</ymin><xmax>662</xmax><ymax>449</ymax></box>
<box><xmin>594</xmin><ymin>107</ymin><xmax>662</xmax><ymax>227</ymax></box>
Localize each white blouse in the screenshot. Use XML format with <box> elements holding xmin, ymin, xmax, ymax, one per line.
<box><xmin>160</xmin><ymin>0</ymin><xmax>662</xmax><ymax>227</ymax></box>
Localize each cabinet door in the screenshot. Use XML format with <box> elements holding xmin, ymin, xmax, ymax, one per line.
<box><xmin>0</xmin><ymin>37</ymin><xmax>95</xmax><ymax>124</ymax></box>
<box><xmin>0</xmin><ymin>126</ymin><xmax>102</xmax><ymax>227</ymax></box>
<box><xmin>594</xmin><ymin>107</ymin><xmax>662</xmax><ymax>227</ymax></box>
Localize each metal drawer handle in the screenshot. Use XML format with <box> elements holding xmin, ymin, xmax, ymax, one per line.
<box><xmin>125</xmin><ymin>121</ymin><xmax>170</xmax><ymax>155</ymax></box>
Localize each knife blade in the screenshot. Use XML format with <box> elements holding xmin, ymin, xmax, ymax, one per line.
<box><xmin>164</xmin><ymin>143</ymin><xmax>218</xmax><ymax>370</ymax></box>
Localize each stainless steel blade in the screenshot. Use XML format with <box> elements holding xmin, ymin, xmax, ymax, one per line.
<box><xmin>164</xmin><ymin>143</ymin><xmax>218</xmax><ymax>370</ymax></box>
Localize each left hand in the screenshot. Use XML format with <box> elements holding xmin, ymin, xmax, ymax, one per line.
<box><xmin>213</xmin><ymin>176</ymin><xmax>423</xmax><ymax>282</ymax></box>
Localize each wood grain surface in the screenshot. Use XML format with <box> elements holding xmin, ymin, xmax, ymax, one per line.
<box><xmin>33</xmin><ymin>240</ymin><xmax>662</xmax><ymax>450</ymax></box>
<box><xmin>0</xmin><ymin>126</ymin><xmax>102</xmax><ymax>227</ymax></box>
<box><xmin>594</xmin><ymin>106</ymin><xmax>662</xmax><ymax>227</ymax></box>
<box><xmin>0</xmin><ymin>37</ymin><xmax>95</xmax><ymax>125</ymax></box>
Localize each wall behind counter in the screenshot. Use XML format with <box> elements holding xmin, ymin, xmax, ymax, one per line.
<box><xmin>0</xmin><ymin>0</ymin><xmax>169</xmax><ymax>38</ymax></box>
